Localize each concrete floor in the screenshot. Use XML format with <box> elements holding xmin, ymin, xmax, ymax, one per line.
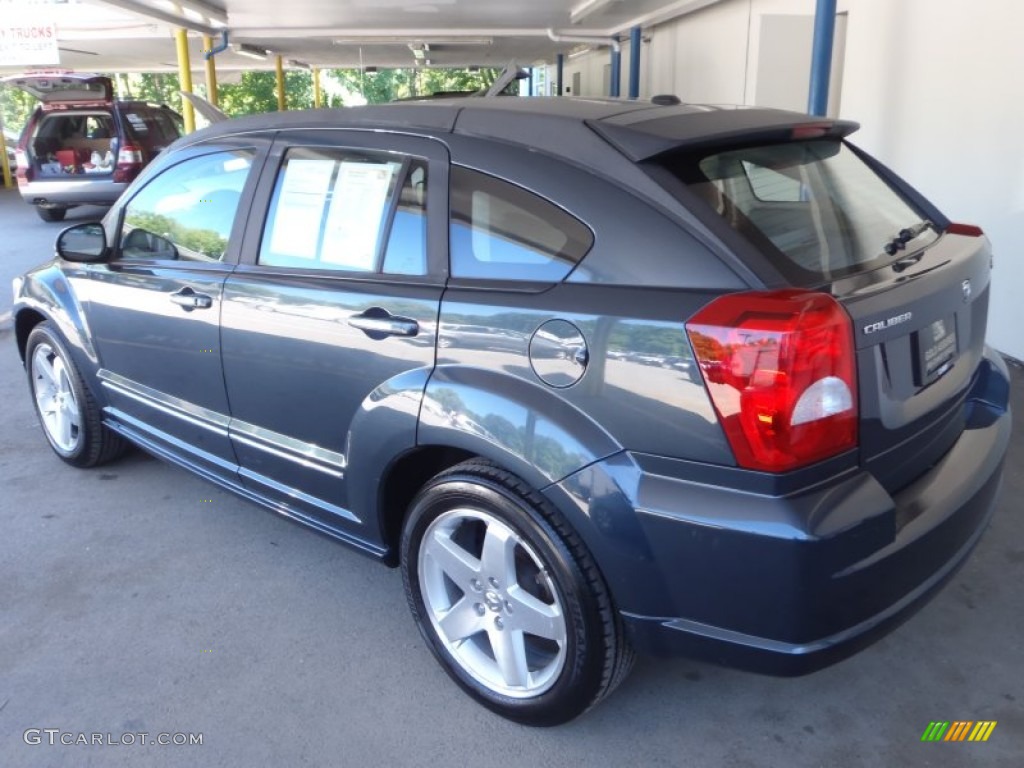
<box><xmin>1</xmin><ymin>187</ymin><xmax>1022</xmax><ymax>767</ymax></box>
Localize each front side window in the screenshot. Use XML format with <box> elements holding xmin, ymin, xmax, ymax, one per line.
<box><xmin>663</xmin><ymin>140</ymin><xmax>938</xmax><ymax>284</ymax></box>
<box><xmin>449</xmin><ymin>167</ymin><xmax>593</xmax><ymax>282</ymax></box>
<box><xmin>259</xmin><ymin>147</ymin><xmax>427</xmax><ymax>275</ymax></box>
<box><xmin>119</xmin><ymin>149</ymin><xmax>254</xmax><ymax>262</ymax></box>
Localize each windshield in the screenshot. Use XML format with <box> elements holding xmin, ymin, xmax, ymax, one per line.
<box><xmin>663</xmin><ymin>140</ymin><xmax>938</xmax><ymax>284</ymax></box>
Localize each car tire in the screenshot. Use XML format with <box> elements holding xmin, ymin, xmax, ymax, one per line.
<box><xmin>25</xmin><ymin>323</ymin><xmax>126</xmax><ymax>467</ymax></box>
<box><xmin>35</xmin><ymin>206</ymin><xmax>67</xmax><ymax>222</ymax></box>
<box><xmin>400</xmin><ymin>459</ymin><xmax>634</xmax><ymax>726</ymax></box>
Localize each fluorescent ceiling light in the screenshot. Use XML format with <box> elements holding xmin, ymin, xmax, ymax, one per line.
<box><xmin>334</xmin><ymin>36</ymin><xmax>492</xmax><ymax>45</ymax></box>
<box><xmin>234</xmin><ymin>43</ymin><xmax>268</xmax><ymax>60</ymax></box>
<box><xmin>148</xmin><ymin>0</ymin><xmax>228</xmax><ymax>27</ymax></box>
<box><xmin>570</xmin><ymin>0</ymin><xmax>617</xmax><ymax>25</ymax></box>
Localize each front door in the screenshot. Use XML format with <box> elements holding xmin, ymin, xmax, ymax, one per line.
<box><xmin>78</xmin><ymin>141</ymin><xmax>265</xmax><ymax>479</ymax></box>
<box><xmin>220</xmin><ymin>131</ymin><xmax>448</xmax><ymax>538</ymax></box>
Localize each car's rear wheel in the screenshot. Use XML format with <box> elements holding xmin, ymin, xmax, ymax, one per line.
<box><xmin>401</xmin><ymin>459</ymin><xmax>633</xmax><ymax>726</ymax></box>
<box><xmin>26</xmin><ymin>323</ymin><xmax>126</xmax><ymax>467</ymax></box>
<box><xmin>35</xmin><ymin>206</ymin><xmax>67</xmax><ymax>222</ymax></box>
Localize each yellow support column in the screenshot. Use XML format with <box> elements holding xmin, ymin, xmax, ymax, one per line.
<box><xmin>174</xmin><ymin>29</ymin><xmax>196</xmax><ymax>133</ymax></box>
<box><xmin>313</xmin><ymin>68</ymin><xmax>322</xmax><ymax>108</ymax></box>
<box><xmin>275</xmin><ymin>55</ymin><xmax>286</xmax><ymax>111</ymax></box>
<box><xmin>0</xmin><ymin>108</ymin><xmax>14</xmax><ymax>189</ymax></box>
<box><xmin>202</xmin><ymin>34</ymin><xmax>218</xmax><ymax>107</ymax></box>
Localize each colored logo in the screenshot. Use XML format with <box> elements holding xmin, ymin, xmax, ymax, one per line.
<box><xmin>921</xmin><ymin>721</ymin><xmax>997</xmax><ymax>742</ymax></box>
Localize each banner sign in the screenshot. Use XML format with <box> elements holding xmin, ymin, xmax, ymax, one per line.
<box><xmin>0</xmin><ymin>10</ymin><xmax>60</xmax><ymax>66</ymax></box>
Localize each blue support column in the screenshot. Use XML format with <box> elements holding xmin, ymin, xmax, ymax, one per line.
<box><xmin>609</xmin><ymin>45</ymin><xmax>621</xmax><ymax>97</ymax></box>
<box><xmin>527</xmin><ymin>67</ymin><xmax>534</xmax><ymax>96</ymax></box>
<box><xmin>807</xmin><ymin>0</ymin><xmax>837</xmax><ymax>115</ymax></box>
<box><xmin>556</xmin><ymin>53</ymin><xmax>564</xmax><ymax>96</ymax></box>
<box><xmin>628</xmin><ymin>25</ymin><xmax>641</xmax><ymax>99</ymax></box>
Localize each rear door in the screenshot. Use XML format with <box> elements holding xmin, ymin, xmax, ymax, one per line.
<box><xmin>656</xmin><ymin>137</ymin><xmax>991</xmax><ymax>491</ymax></box>
<box><xmin>220</xmin><ymin>131</ymin><xmax>447</xmax><ymax>531</ymax></box>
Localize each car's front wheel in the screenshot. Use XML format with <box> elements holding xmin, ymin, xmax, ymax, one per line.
<box><xmin>25</xmin><ymin>323</ymin><xmax>126</xmax><ymax>467</ymax></box>
<box><xmin>35</xmin><ymin>206</ymin><xmax>67</xmax><ymax>222</ymax></box>
<box><xmin>401</xmin><ymin>460</ymin><xmax>633</xmax><ymax>726</ymax></box>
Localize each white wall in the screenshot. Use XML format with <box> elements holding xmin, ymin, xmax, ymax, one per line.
<box><xmin>555</xmin><ymin>0</ymin><xmax>817</xmax><ymax>103</ymax></box>
<box><xmin>546</xmin><ymin>0</ymin><xmax>1024</xmax><ymax>359</ymax></box>
<box><xmin>838</xmin><ymin>0</ymin><xmax>1024</xmax><ymax>360</ymax></box>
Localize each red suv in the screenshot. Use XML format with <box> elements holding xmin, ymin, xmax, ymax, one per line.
<box><xmin>2</xmin><ymin>72</ymin><xmax>183</xmax><ymax>221</ymax></box>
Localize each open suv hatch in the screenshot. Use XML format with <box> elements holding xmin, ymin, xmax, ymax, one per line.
<box><xmin>2</xmin><ymin>72</ymin><xmax>183</xmax><ymax>221</ymax></box>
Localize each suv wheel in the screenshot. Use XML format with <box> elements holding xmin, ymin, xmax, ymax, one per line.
<box><xmin>401</xmin><ymin>460</ymin><xmax>634</xmax><ymax>726</ymax></box>
<box><xmin>35</xmin><ymin>206</ymin><xmax>67</xmax><ymax>222</ymax></box>
<box><xmin>26</xmin><ymin>323</ymin><xmax>126</xmax><ymax>467</ymax></box>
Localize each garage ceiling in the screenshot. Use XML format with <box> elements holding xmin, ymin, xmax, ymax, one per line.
<box><xmin>1</xmin><ymin>0</ymin><xmax>721</xmax><ymax>74</ymax></box>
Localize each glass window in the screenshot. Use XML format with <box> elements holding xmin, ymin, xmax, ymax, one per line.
<box><xmin>741</xmin><ymin>160</ymin><xmax>805</xmax><ymax>202</ymax></box>
<box><xmin>382</xmin><ymin>162</ymin><xmax>427</xmax><ymax>275</ymax></box>
<box><xmin>259</xmin><ymin>147</ymin><xmax>424</xmax><ymax>274</ymax></box>
<box><xmin>150</xmin><ymin>110</ymin><xmax>183</xmax><ymax>144</ymax></box>
<box><xmin>449</xmin><ymin>166</ymin><xmax>593</xmax><ymax>282</ymax></box>
<box><xmin>661</xmin><ymin>140</ymin><xmax>938</xmax><ymax>284</ymax></box>
<box><xmin>119</xmin><ymin>149</ymin><xmax>254</xmax><ymax>262</ymax></box>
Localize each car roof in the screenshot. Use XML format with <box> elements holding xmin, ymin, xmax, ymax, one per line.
<box><xmin>183</xmin><ymin>97</ymin><xmax>858</xmax><ymax>167</ymax></box>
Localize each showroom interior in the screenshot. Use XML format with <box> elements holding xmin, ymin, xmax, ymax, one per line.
<box><xmin>1</xmin><ymin>0</ymin><xmax>1021</xmax><ymax>764</ymax></box>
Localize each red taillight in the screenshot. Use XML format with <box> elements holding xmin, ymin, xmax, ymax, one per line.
<box><xmin>114</xmin><ymin>145</ymin><xmax>143</xmax><ymax>183</ymax></box>
<box><xmin>946</xmin><ymin>222</ymin><xmax>984</xmax><ymax>237</ymax></box>
<box><xmin>117</xmin><ymin>145</ymin><xmax>143</xmax><ymax>164</ymax></box>
<box><xmin>686</xmin><ymin>289</ymin><xmax>858</xmax><ymax>473</ymax></box>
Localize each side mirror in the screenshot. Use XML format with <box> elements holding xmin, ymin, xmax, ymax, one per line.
<box><xmin>56</xmin><ymin>223</ymin><xmax>108</xmax><ymax>262</ymax></box>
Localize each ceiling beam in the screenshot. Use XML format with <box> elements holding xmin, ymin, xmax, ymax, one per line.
<box><xmin>92</xmin><ymin>0</ymin><xmax>223</xmax><ymax>36</ymax></box>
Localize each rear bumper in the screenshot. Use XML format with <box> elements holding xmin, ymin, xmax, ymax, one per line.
<box><xmin>18</xmin><ymin>178</ymin><xmax>125</xmax><ymax>207</ymax></box>
<box><xmin>549</xmin><ymin>349</ymin><xmax>1011</xmax><ymax>675</ymax></box>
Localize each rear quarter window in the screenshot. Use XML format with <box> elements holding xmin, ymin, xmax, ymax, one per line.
<box><xmin>449</xmin><ymin>166</ymin><xmax>593</xmax><ymax>282</ymax></box>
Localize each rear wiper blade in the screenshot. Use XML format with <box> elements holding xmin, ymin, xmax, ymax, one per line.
<box><xmin>883</xmin><ymin>220</ymin><xmax>934</xmax><ymax>256</ymax></box>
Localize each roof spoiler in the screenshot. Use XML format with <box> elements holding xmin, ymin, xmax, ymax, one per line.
<box><xmin>587</xmin><ymin>107</ymin><xmax>860</xmax><ymax>162</ymax></box>
<box><xmin>483</xmin><ymin>62</ymin><xmax>528</xmax><ymax>97</ymax></box>
<box><xmin>179</xmin><ymin>91</ymin><xmax>229</xmax><ymax>123</ymax></box>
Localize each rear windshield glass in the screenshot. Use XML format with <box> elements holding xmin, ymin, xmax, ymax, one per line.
<box><xmin>661</xmin><ymin>140</ymin><xmax>938</xmax><ymax>284</ymax></box>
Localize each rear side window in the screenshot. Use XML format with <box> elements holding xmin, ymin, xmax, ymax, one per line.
<box><xmin>259</xmin><ymin>147</ymin><xmax>427</xmax><ymax>275</ymax></box>
<box><xmin>150</xmin><ymin>110</ymin><xmax>183</xmax><ymax>143</ymax></box>
<box><xmin>142</xmin><ymin>111</ymin><xmax>182</xmax><ymax>147</ymax></box>
<box><xmin>449</xmin><ymin>166</ymin><xmax>593</xmax><ymax>282</ymax></box>
<box><xmin>663</xmin><ymin>140</ymin><xmax>938</xmax><ymax>284</ymax></box>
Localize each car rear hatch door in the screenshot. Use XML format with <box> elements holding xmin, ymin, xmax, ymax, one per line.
<box><xmin>1</xmin><ymin>72</ymin><xmax>114</xmax><ymax>106</ymax></box>
<box><xmin>831</xmin><ymin>228</ymin><xmax>991</xmax><ymax>495</ymax></box>
<box><xmin>616</xmin><ymin>110</ymin><xmax>991</xmax><ymax>493</ymax></box>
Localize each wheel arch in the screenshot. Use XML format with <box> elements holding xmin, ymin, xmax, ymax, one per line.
<box><xmin>13</xmin><ymin>264</ymin><xmax>98</xmax><ymax>369</ymax></box>
<box><xmin>376</xmin><ymin>444</ymin><xmax>477</xmax><ymax>566</ymax></box>
<box><xmin>15</xmin><ymin>307</ymin><xmax>46</xmax><ymax>363</ymax></box>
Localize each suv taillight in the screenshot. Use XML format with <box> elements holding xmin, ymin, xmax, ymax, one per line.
<box><xmin>117</xmin><ymin>146</ymin><xmax>143</xmax><ymax>164</ymax></box>
<box><xmin>114</xmin><ymin>145</ymin><xmax>144</xmax><ymax>182</ymax></box>
<box><xmin>14</xmin><ymin>149</ymin><xmax>28</xmax><ymax>169</ymax></box>
<box><xmin>685</xmin><ymin>289</ymin><xmax>858</xmax><ymax>473</ymax></box>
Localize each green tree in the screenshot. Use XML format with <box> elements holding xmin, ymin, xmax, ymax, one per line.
<box><xmin>0</xmin><ymin>85</ymin><xmax>37</xmax><ymax>138</ymax></box>
<box><xmin>219</xmin><ymin>70</ymin><xmax>313</xmax><ymax>115</ymax></box>
<box><xmin>121</xmin><ymin>73</ymin><xmax>182</xmax><ymax>106</ymax></box>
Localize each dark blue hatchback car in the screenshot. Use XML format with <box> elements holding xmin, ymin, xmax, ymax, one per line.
<box><xmin>13</xmin><ymin>97</ymin><xmax>1011</xmax><ymax>725</ymax></box>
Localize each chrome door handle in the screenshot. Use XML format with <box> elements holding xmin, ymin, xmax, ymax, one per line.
<box><xmin>348</xmin><ymin>309</ymin><xmax>419</xmax><ymax>338</ymax></box>
<box><xmin>169</xmin><ymin>287</ymin><xmax>213</xmax><ymax>311</ymax></box>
